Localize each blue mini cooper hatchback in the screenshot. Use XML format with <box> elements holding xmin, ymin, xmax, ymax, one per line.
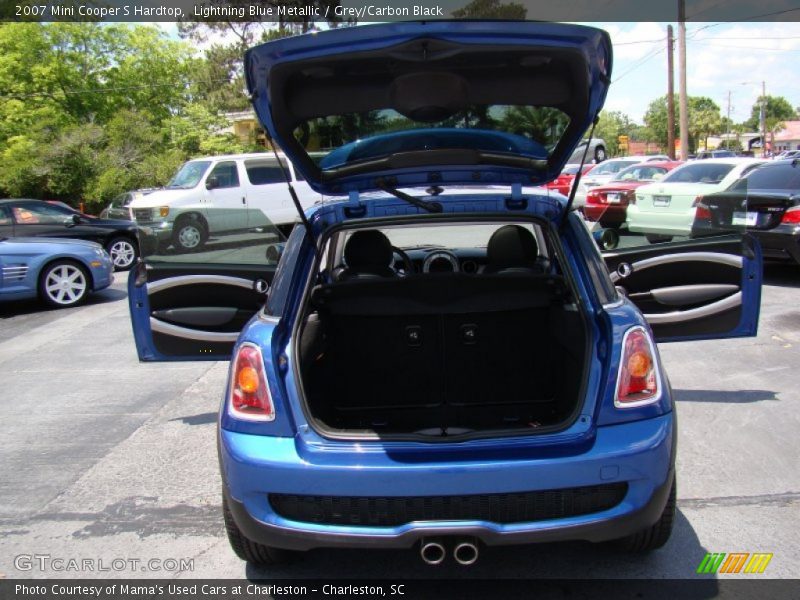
<box><xmin>129</xmin><ymin>21</ymin><xmax>762</xmax><ymax>566</ymax></box>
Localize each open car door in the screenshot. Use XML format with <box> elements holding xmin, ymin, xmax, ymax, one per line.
<box><xmin>128</xmin><ymin>209</ymin><xmax>286</xmax><ymax>361</ymax></box>
<box><xmin>602</xmin><ymin>234</ymin><xmax>762</xmax><ymax>342</ymax></box>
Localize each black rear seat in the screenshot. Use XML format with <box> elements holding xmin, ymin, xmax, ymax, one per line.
<box><xmin>309</xmin><ymin>273</ymin><xmax>566</xmax><ymax>415</ymax></box>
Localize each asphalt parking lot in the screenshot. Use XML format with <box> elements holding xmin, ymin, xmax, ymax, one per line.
<box><xmin>0</xmin><ymin>266</ymin><xmax>798</xmax><ymax>580</ymax></box>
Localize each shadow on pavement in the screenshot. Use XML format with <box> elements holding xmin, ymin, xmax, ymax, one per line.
<box><xmin>763</xmin><ymin>264</ymin><xmax>800</xmax><ymax>288</ymax></box>
<box><xmin>171</xmin><ymin>412</ymin><xmax>217</xmax><ymax>426</ymax></box>
<box><xmin>673</xmin><ymin>389</ymin><xmax>778</xmax><ymax>404</ymax></box>
<box><xmin>0</xmin><ymin>286</ymin><xmax>127</xmax><ymax>318</ymax></box>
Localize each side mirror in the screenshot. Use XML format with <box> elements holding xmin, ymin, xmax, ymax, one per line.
<box><xmin>205</xmin><ymin>176</ymin><xmax>219</xmax><ymax>190</ymax></box>
<box><xmin>67</xmin><ymin>213</ymin><xmax>82</xmax><ymax>227</ymax></box>
<box><xmin>265</xmin><ymin>242</ymin><xmax>285</xmax><ymax>265</ymax></box>
<box><xmin>593</xmin><ymin>227</ymin><xmax>619</xmax><ymax>251</ymax></box>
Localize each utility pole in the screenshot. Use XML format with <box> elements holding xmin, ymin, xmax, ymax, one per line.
<box><xmin>726</xmin><ymin>90</ymin><xmax>732</xmax><ymax>143</ymax></box>
<box><xmin>760</xmin><ymin>80</ymin><xmax>768</xmax><ymax>157</ymax></box>
<box><xmin>678</xmin><ymin>0</ymin><xmax>689</xmax><ymax>160</ymax></box>
<box><xmin>667</xmin><ymin>25</ymin><xmax>675</xmax><ymax>159</ymax></box>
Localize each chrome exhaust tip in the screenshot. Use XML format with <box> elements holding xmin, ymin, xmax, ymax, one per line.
<box><xmin>453</xmin><ymin>540</ymin><xmax>479</xmax><ymax>566</ymax></box>
<box><xmin>419</xmin><ymin>539</ymin><xmax>446</xmax><ymax>565</ymax></box>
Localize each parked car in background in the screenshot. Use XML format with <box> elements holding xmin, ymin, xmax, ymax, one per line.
<box><xmin>545</xmin><ymin>163</ymin><xmax>594</xmax><ymax>196</ymax></box>
<box><xmin>127</xmin><ymin>21</ymin><xmax>764</xmax><ymax>567</ymax></box>
<box><xmin>573</xmin><ymin>156</ymin><xmax>669</xmax><ymax>207</ymax></box>
<box><xmin>0</xmin><ymin>199</ymin><xmax>139</xmax><ymax>271</ymax></box>
<box><xmin>583</xmin><ymin>161</ymin><xmax>683</xmax><ymax>227</ymax></box>
<box><xmin>128</xmin><ymin>153</ymin><xmax>321</xmax><ymax>253</ymax></box>
<box><xmin>692</xmin><ymin>158</ymin><xmax>800</xmax><ymax>264</ymax></box>
<box><xmin>694</xmin><ymin>149</ymin><xmax>736</xmax><ymax>160</ymax></box>
<box><xmin>773</xmin><ymin>149</ymin><xmax>800</xmax><ymax>160</ymax></box>
<box><xmin>627</xmin><ymin>158</ymin><xmax>765</xmax><ymax>241</ymax></box>
<box><xmin>567</xmin><ymin>138</ymin><xmax>607</xmax><ymax>164</ymax></box>
<box><xmin>0</xmin><ymin>236</ymin><xmax>113</xmax><ymax>308</ymax></box>
<box><xmin>100</xmin><ymin>189</ymin><xmax>159</xmax><ymax>221</ymax></box>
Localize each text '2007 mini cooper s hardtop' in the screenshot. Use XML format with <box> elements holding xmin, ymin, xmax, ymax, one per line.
<box><xmin>129</xmin><ymin>21</ymin><xmax>762</xmax><ymax>567</ymax></box>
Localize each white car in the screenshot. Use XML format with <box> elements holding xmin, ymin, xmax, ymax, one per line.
<box><xmin>626</xmin><ymin>157</ymin><xmax>766</xmax><ymax>241</ymax></box>
<box><xmin>128</xmin><ymin>153</ymin><xmax>322</xmax><ymax>252</ymax></box>
<box><xmin>573</xmin><ymin>155</ymin><xmax>670</xmax><ymax>207</ymax></box>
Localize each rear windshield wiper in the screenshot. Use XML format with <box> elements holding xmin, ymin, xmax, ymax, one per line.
<box><xmin>377</xmin><ymin>182</ymin><xmax>443</xmax><ymax>213</ymax></box>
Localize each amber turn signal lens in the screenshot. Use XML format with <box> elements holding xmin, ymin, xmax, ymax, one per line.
<box><xmin>627</xmin><ymin>351</ymin><xmax>651</xmax><ymax>378</ymax></box>
<box><xmin>237</xmin><ymin>366</ymin><xmax>260</xmax><ymax>393</ymax></box>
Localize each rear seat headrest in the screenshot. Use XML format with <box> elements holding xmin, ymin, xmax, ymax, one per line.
<box><xmin>486</xmin><ymin>225</ymin><xmax>539</xmax><ymax>272</ymax></box>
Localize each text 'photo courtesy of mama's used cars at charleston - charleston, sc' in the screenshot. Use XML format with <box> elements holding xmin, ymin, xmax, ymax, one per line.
<box><xmin>128</xmin><ymin>20</ymin><xmax>766</xmax><ymax>568</ymax></box>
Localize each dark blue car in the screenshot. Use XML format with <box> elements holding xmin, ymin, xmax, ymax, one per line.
<box><xmin>129</xmin><ymin>22</ymin><xmax>762</xmax><ymax>567</ymax></box>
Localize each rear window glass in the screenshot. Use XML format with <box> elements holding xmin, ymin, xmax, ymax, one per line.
<box><xmin>588</xmin><ymin>160</ymin><xmax>635</xmax><ymax>175</ymax></box>
<box><xmin>306</xmin><ymin>105</ymin><xmax>570</xmax><ymax>170</ymax></box>
<box><xmin>612</xmin><ymin>164</ymin><xmax>667</xmax><ymax>182</ymax></box>
<box><xmin>662</xmin><ymin>163</ymin><xmax>734</xmax><ymax>184</ymax></box>
<box><xmin>743</xmin><ymin>164</ymin><xmax>800</xmax><ymax>190</ymax></box>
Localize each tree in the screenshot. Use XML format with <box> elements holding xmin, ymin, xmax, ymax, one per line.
<box><xmin>594</xmin><ymin>110</ymin><xmax>636</xmax><ymax>156</ymax></box>
<box><xmin>644</xmin><ymin>95</ymin><xmax>722</xmax><ymax>153</ymax></box>
<box><xmin>452</xmin><ymin>0</ymin><xmax>527</xmax><ymax>19</ymax></box>
<box><xmin>745</xmin><ymin>95</ymin><xmax>795</xmax><ymax>131</ymax></box>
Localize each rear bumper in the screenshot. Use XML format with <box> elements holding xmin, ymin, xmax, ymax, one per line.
<box><xmin>220</xmin><ymin>414</ymin><xmax>675</xmax><ymax>550</ymax></box>
<box><xmin>584</xmin><ymin>204</ymin><xmax>627</xmax><ymax>223</ymax></box>
<box><xmin>753</xmin><ymin>228</ymin><xmax>800</xmax><ymax>264</ymax></box>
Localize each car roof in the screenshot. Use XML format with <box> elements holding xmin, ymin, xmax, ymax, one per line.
<box><xmin>185</xmin><ymin>152</ymin><xmax>291</xmax><ymax>162</ymax></box>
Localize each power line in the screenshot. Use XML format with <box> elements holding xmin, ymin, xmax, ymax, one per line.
<box><xmin>612</xmin><ymin>45</ymin><xmax>666</xmax><ymax>83</ymax></box>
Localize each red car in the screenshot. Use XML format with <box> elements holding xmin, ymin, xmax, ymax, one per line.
<box><xmin>545</xmin><ymin>163</ymin><xmax>594</xmax><ymax>196</ymax></box>
<box><xmin>584</xmin><ymin>161</ymin><xmax>683</xmax><ymax>227</ymax></box>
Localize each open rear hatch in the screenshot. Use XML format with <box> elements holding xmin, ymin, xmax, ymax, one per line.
<box><xmin>245</xmin><ymin>20</ymin><xmax>612</xmax><ymax>207</ymax></box>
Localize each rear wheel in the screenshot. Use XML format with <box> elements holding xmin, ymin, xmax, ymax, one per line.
<box><xmin>646</xmin><ymin>234</ymin><xmax>674</xmax><ymax>244</ymax></box>
<box><xmin>614</xmin><ymin>480</ymin><xmax>676</xmax><ymax>552</ymax></box>
<box><xmin>106</xmin><ymin>237</ymin><xmax>138</xmax><ymax>271</ymax></box>
<box><xmin>222</xmin><ymin>496</ymin><xmax>296</xmax><ymax>566</ymax></box>
<box><xmin>38</xmin><ymin>260</ymin><xmax>91</xmax><ymax>308</ymax></box>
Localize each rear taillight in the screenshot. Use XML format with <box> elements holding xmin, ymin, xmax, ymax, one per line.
<box><xmin>693</xmin><ymin>196</ymin><xmax>711</xmax><ymax>220</ymax></box>
<box><xmin>586</xmin><ymin>190</ymin><xmax>600</xmax><ymax>203</ymax></box>
<box><xmin>781</xmin><ymin>206</ymin><xmax>800</xmax><ymax>224</ymax></box>
<box><xmin>229</xmin><ymin>343</ymin><xmax>275</xmax><ymax>421</ymax></box>
<box><xmin>615</xmin><ymin>327</ymin><xmax>660</xmax><ymax>408</ymax></box>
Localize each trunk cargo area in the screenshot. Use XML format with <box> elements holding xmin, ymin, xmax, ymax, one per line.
<box><xmin>296</xmin><ymin>273</ymin><xmax>589</xmax><ymax>439</ymax></box>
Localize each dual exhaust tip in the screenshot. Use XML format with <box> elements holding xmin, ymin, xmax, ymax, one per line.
<box><xmin>420</xmin><ymin>538</ymin><xmax>479</xmax><ymax>566</ymax></box>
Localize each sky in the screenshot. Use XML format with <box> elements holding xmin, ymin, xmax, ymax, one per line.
<box><xmin>157</xmin><ymin>20</ymin><xmax>800</xmax><ymax>127</ymax></box>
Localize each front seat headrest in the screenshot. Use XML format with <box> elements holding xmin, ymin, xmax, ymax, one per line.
<box><xmin>342</xmin><ymin>230</ymin><xmax>395</xmax><ymax>278</ymax></box>
<box><xmin>485</xmin><ymin>225</ymin><xmax>539</xmax><ymax>273</ymax></box>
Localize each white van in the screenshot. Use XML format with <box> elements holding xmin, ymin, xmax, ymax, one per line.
<box><xmin>128</xmin><ymin>153</ymin><xmax>321</xmax><ymax>252</ymax></box>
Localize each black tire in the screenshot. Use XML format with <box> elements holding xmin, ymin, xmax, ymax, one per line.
<box><xmin>614</xmin><ymin>480</ymin><xmax>676</xmax><ymax>552</ymax></box>
<box><xmin>646</xmin><ymin>234</ymin><xmax>673</xmax><ymax>244</ymax></box>
<box><xmin>38</xmin><ymin>260</ymin><xmax>91</xmax><ymax>308</ymax></box>
<box><xmin>172</xmin><ymin>216</ymin><xmax>207</xmax><ymax>252</ymax></box>
<box><xmin>106</xmin><ymin>236</ymin><xmax>138</xmax><ymax>271</ymax></box>
<box><xmin>594</xmin><ymin>145</ymin><xmax>607</xmax><ymax>163</ymax></box>
<box><xmin>599</xmin><ymin>221</ymin><xmax>622</xmax><ymax>230</ymax></box>
<box><xmin>222</xmin><ymin>496</ymin><xmax>296</xmax><ymax>566</ymax></box>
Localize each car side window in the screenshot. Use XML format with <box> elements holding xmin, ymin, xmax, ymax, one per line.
<box><xmin>0</xmin><ymin>205</ymin><xmax>11</xmax><ymax>225</ymax></box>
<box><xmin>11</xmin><ymin>204</ymin><xmax>69</xmax><ymax>225</ymax></box>
<box><xmin>208</xmin><ymin>161</ymin><xmax>240</xmax><ymax>189</ymax></box>
<box><xmin>244</xmin><ymin>159</ymin><xmax>286</xmax><ymax>185</ymax></box>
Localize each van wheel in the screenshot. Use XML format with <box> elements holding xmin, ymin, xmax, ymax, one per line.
<box><xmin>173</xmin><ymin>217</ymin><xmax>207</xmax><ymax>252</ymax></box>
<box><xmin>613</xmin><ymin>480</ymin><xmax>676</xmax><ymax>552</ymax></box>
<box><xmin>222</xmin><ymin>496</ymin><xmax>296</xmax><ymax>566</ymax></box>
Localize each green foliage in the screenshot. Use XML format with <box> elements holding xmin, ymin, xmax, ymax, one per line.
<box><xmin>452</xmin><ymin>0</ymin><xmax>527</xmax><ymax>19</ymax></box>
<box><xmin>594</xmin><ymin>111</ymin><xmax>638</xmax><ymax>156</ymax></box>
<box><xmin>0</xmin><ymin>23</ymin><xmax>261</xmax><ymax>212</ymax></box>
<box><xmin>745</xmin><ymin>95</ymin><xmax>795</xmax><ymax>131</ymax></box>
<box><xmin>644</xmin><ymin>95</ymin><xmax>723</xmax><ymax>153</ymax></box>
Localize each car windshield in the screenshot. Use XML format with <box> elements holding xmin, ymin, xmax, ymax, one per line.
<box><xmin>662</xmin><ymin>163</ymin><xmax>735</xmax><ymax>184</ymax></box>
<box><xmin>611</xmin><ymin>164</ymin><xmax>667</xmax><ymax>182</ymax></box>
<box><xmin>167</xmin><ymin>161</ymin><xmax>212</xmax><ymax>189</ymax></box>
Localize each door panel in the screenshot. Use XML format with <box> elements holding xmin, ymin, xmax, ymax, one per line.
<box><xmin>603</xmin><ymin>234</ymin><xmax>762</xmax><ymax>342</ymax></box>
<box><xmin>129</xmin><ymin>264</ymin><xmax>275</xmax><ymax>360</ymax></box>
